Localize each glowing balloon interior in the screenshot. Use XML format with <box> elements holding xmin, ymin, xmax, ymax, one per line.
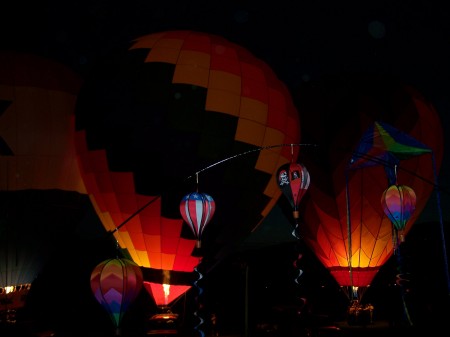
<box><xmin>295</xmin><ymin>75</ymin><xmax>443</xmax><ymax>299</ymax></box>
<box><xmin>74</xmin><ymin>30</ymin><xmax>301</xmax><ymax>306</ymax></box>
<box><xmin>143</xmin><ymin>281</ymin><xmax>191</xmax><ymax>307</ymax></box>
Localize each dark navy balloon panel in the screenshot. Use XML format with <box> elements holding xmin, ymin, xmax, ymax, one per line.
<box><xmin>74</xmin><ymin>31</ymin><xmax>301</xmax><ymax>275</ymax></box>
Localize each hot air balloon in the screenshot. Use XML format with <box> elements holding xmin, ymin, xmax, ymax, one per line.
<box><xmin>90</xmin><ymin>257</ymin><xmax>143</xmax><ymax>335</ymax></box>
<box><xmin>294</xmin><ymin>73</ymin><xmax>444</xmax><ymax>302</ymax></box>
<box><xmin>381</xmin><ymin>184</ymin><xmax>417</xmax><ymax>247</ymax></box>
<box><xmin>276</xmin><ymin>161</ymin><xmax>310</xmax><ymax>285</ymax></box>
<box><xmin>74</xmin><ymin>30</ymin><xmax>301</xmax><ymax>309</ymax></box>
<box><xmin>0</xmin><ymin>51</ymin><xmax>87</xmax><ymax>320</ymax></box>
<box><xmin>277</xmin><ymin>161</ymin><xmax>310</xmax><ymax>236</ymax></box>
<box><xmin>0</xmin><ymin>51</ymin><xmax>86</xmax><ymax>193</ymax></box>
<box><xmin>179</xmin><ymin>189</ymin><xmax>216</xmax><ymax>337</ymax></box>
<box><xmin>180</xmin><ymin>191</ymin><xmax>216</xmax><ymax>248</ymax></box>
<box><xmin>380</xmin><ymin>182</ymin><xmax>417</xmax><ymax>325</ymax></box>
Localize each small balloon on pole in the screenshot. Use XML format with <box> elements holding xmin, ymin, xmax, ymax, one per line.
<box><xmin>381</xmin><ymin>183</ymin><xmax>416</xmax><ymax>248</ymax></box>
<box><xmin>381</xmin><ymin>174</ymin><xmax>416</xmax><ymax>326</ymax></box>
<box><xmin>277</xmin><ymin>147</ymin><xmax>310</xmax><ymax>286</ymax></box>
<box><xmin>179</xmin><ymin>174</ymin><xmax>216</xmax><ymax>248</ymax></box>
<box><xmin>90</xmin><ymin>257</ymin><xmax>143</xmax><ymax>336</ymax></box>
<box><xmin>179</xmin><ymin>174</ymin><xmax>216</xmax><ymax>337</ymax></box>
<box><xmin>277</xmin><ymin>160</ymin><xmax>310</xmax><ymax>238</ymax></box>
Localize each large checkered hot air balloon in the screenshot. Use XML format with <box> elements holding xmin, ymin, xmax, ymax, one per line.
<box><xmin>74</xmin><ymin>30</ymin><xmax>301</xmax><ymax>308</ymax></box>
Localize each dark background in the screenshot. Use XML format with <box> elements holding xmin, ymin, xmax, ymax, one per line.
<box><xmin>1</xmin><ymin>1</ymin><xmax>450</xmax><ymax>336</ymax></box>
<box><xmin>2</xmin><ymin>0</ymin><xmax>448</xmax><ymax>216</ymax></box>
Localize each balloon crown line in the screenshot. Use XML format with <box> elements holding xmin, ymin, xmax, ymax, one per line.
<box><xmin>110</xmin><ymin>143</ymin><xmax>317</xmax><ymax>234</ymax></box>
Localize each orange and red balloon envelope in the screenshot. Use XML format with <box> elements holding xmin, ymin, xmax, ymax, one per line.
<box><xmin>294</xmin><ymin>74</ymin><xmax>443</xmax><ymax>294</ymax></box>
<box><xmin>0</xmin><ymin>51</ymin><xmax>86</xmax><ymax>193</ymax></box>
<box><xmin>74</xmin><ymin>30</ymin><xmax>301</xmax><ymax>305</ymax></box>
<box><xmin>0</xmin><ymin>51</ymin><xmax>86</xmax><ymax>312</ymax></box>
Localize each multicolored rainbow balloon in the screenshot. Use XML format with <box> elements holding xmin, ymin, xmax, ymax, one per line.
<box><xmin>90</xmin><ymin>258</ymin><xmax>143</xmax><ymax>333</ymax></box>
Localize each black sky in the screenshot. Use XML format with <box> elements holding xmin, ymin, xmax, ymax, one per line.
<box><xmin>1</xmin><ymin>1</ymin><xmax>450</xmax><ymax>335</ymax></box>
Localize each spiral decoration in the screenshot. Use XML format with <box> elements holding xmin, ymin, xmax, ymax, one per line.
<box><xmin>193</xmin><ymin>266</ymin><xmax>205</xmax><ymax>337</ymax></box>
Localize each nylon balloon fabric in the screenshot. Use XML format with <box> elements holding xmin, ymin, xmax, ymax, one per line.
<box><xmin>293</xmin><ymin>73</ymin><xmax>443</xmax><ymax>297</ymax></box>
<box><xmin>0</xmin><ymin>51</ymin><xmax>86</xmax><ymax>193</ymax></box>
<box><xmin>381</xmin><ymin>184</ymin><xmax>417</xmax><ymax>232</ymax></box>
<box><xmin>74</xmin><ymin>30</ymin><xmax>301</xmax><ymax>304</ymax></box>
<box><xmin>180</xmin><ymin>192</ymin><xmax>216</xmax><ymax>248</ymax></box>
<box><xmin>277</xmin><ymin>162</ymin><xmax>310</xmax><ymax>219</ymax></box>
<box><xmin>0</xmin><ymin>51</ymin><xmax>87</xmax><ymax>313</ymax></box>
<box><xmin>90</xmin><ymin>258</ymin><xmax>143</xmax><ymax>331</ymax></box>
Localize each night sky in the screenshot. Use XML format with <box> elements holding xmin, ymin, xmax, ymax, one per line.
<box><xmin>1</xmin><ymin>1</ymin><xmax>448</xmax><ymax>214</ymax></box>
<box><xmin>1</xmin><ymin>1</ymin><xmax>450</xmax><ymax>336</ymax></box>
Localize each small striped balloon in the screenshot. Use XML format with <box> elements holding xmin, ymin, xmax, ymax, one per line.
<box><xmin>180</xmin><ymin>192</ymin><xmax>216</xmax><ymax>248</ymax></box>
